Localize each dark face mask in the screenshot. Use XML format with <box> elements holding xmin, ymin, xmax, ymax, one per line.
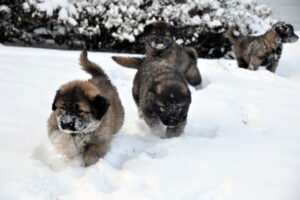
<box><xmin>154</xmin><ymin>102</ymin><xmax>189</xmax><ymax>127</ymax></box>
<box><xmin>275</xmin><ymin>24</ymin><xmax>299</xmax><ymax>43</ymax></box>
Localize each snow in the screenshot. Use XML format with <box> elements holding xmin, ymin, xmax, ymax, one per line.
<box><xmin>35</xmin><ymin>0</ymin><xmax>77</xmax><ymax>17</ymax></box>
<box><xmin>0</xmin><ymin>5</ymin><xmax>10</xmax><ymax>12</ymax></box>
<box><xmin>0</xmin><ymin>35</ymin><xmax>300</xmax><ymax>199</ymax></box>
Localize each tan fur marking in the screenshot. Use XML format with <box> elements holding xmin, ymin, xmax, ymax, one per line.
<box><xmin>78</xmin><ymin>102</ymin><xmax>91</xmax><ymax>113</ymax></box>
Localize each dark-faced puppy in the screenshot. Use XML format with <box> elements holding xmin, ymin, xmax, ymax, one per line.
<box><xmin>148</xmin><ymin>79</ymin><xmax>191</xmax><ymax>135</ymax></box>
<box><xmin>228</xmin><ymin>22</ymin><xmax>298</xmax><ymax>72</ymax></box>
<box><xmin>274</xmin><ymin>22</ymin><xmax>298</xmax><ymax>43</ymax></box>
<box><xmin>48</xmin><ymin>50</ymin><xmax>124</xmax><ymax>167</ymax></box>
<box><xmin>144</xmin><ymin>21</ymin><xmax>176</xmax><ymax>51</ymax></box>
<box><xmin>113</xmin><ymin>21</ymin><xmax>202</xmax><ymax>88</ymax></box>
<box><xmin>113</xmin><ymin>57</ymin><xmax>191</xmax><ymax>138</ymax></box>
<box><xmin>52</xmin><ymin>83</ymin><xmax>109</xmax><ymax>135</ymax></box>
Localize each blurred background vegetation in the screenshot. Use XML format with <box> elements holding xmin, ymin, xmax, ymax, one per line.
<box><xmin>0</xmin><ymin>0</ymin><xmax>275</xmax><ymax>58</ymax></box>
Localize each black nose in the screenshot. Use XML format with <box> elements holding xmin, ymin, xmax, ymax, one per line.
<box><xmin>165</xmin><ymin>120</ymin><xmax>177</xmax><ymax>127</ymax></box>
<box><xmin>156</xmin><ymin>37</ymin><xmax>164</xmax><ymax>44</ymax></box>
<box><xmin>60</xmin><ymin>121</ymin><xmax>75</xmax><ymax>131</ymax></box>
<box><xmin>162</xmin><ymin>117</ymin><xmax>179</xmax><ymax>127</ymax></box>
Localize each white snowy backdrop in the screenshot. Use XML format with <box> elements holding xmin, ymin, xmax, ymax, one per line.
<box><xmin>0</xmin><ymin>35</ymin><xmax>300</xmax><ymax>199</ymax></box>
<box><xmin>258</xmin><ymin>0</ymin><xmax>300</xmax><ymax>30</ymax></box>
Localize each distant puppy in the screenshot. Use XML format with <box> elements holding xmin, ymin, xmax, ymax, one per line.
<box><xmin>48</xmin><ymin>50</ymin><xmax>124</xmax><ymax>167</ymax></box>
<box><xmin>228</xmin><ymin>22</ymin><xmax>299</xmax><ymax>72</ymax></box>
<box><xmin>113</xmin><ymin>21</ymin><xmax>202</xmax><ymax>88</ymax></box>
<box><xmin>113</xmin><ymin>57</ymin><xmax>191</xmax><ymax>138</ymax></box>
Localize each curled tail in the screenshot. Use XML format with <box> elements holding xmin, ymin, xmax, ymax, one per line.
<box><xmin>112</xmin><ymin>56</ymin><xmax>144</xmax><ymax>69</ymax></box>
<box><xmin>80</xmin><ymin>49</ymin><xmax>108</xmax><ymax>79</ymax></box>
<box><xmin>227</xmin><ymin>26</ymin><xmax>239</xmax><ymax>44</ymax></box>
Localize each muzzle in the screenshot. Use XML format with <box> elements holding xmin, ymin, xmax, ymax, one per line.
<box><xmin>57</xmin><ymin>113</ymin><xmax>100</xmax><ymax>134</ymax></box>
<box><xmin>283</xmin><ymin>34</ymin><xmax>299</xmax><ymax>43</ymax></box>
<box><xmin>150</xmin><ymin>36</ymin><xmax>171</xmax><ymax>50</ymax></box>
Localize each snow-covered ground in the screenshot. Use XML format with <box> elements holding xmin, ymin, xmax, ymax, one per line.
<box><xmin>0</xmin><ymin>37</ymin><xmax>300</xmax><ymax>200</ymax></box>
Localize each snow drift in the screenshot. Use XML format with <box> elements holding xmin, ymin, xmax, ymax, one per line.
<box><xmin>0</xmin><ymin>37</ymin><xmax>300</xmax><ymax>199</ymax></box>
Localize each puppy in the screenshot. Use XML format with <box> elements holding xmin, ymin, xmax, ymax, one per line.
<box><xmin>112</xmin><ymin>21</ymin><xmax>202</xmax><ymax>88</ymax></box>
<box><xmin>113</xmin><ymin>57</ymin><xmax>191</xmax><ymax>138</ymax></box>
<box><xmin>228</xmin><ymin>22</ymin><xmax>299</xmax><ymax>72</ymax></box>
<box><xmin>48</xmin><ymin>50</ymin><xmax>124</xmax><ymax>167</ymax></box>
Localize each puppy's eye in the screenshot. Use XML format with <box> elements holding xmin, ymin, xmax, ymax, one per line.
<box><xmin>177</xmin><ymin>103</ymin><xmax>185</xmax><ymax>107</ymax></box>
<box><xmin>160</xmin><ymin>106</ymin><xmax>165</xmax><ymax>112</ymax></box>
<box><xmin>176</xmin><ymin>105</ymin><xmax>182</xmax><ymax>111</ymax></box>
<box><xmin>80</xmin><ymin>111</ymin><xmax>90</xmax><ymax>114</ymax></box>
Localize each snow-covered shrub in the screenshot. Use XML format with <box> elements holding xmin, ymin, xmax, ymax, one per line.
<box><xmin>0</xmin><ymin>0</ymin><xmax>275</xmax><ymax>58</ymax></box>
<box><xmin>0</xmin><ymin>1</ymin><xmax>23</xmax><ymax>43</ymax></box>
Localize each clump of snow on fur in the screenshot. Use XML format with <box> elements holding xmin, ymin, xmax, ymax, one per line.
<box><xmin>57</xmin><ymin>113</ymin><xmax>100</xmax><ymax>134</ymax></box>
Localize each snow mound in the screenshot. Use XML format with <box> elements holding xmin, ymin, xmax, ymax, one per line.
<box><xmin>0</xmin><ymin>37</ymin><xmax>300</xmax><ymax>199</ymax></box>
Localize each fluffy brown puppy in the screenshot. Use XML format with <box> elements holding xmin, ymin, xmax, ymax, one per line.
<box><xmin>112</xmin><ymin>21</ymin><xmax>202</xmax><ymax>88</ymax></box>
<box><xmin>228</xmin><ymin>22</ymin><xmax>298</xmax><ymax>72</ymax></box>
<box><xmin>48</xmin><ymin>50</ymin><xmax>124</xmax><ymax>167</ymax></box>
<box><xmin>113</xmin><ymin>57</ymin><xmax>191</xmax><ymax>138</ymax></box>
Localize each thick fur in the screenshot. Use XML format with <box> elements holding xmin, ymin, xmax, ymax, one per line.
<box><xmin>228</xmin><ymin>22</ymin><xmax>298</xmax><ymax>72</ymax></box>
<box><xmin>117</xmin><ymin>57</ymin><xmax>191</xmax><ymax>138</ymax></box>
<box><xmin>112</xmin><ymin>21</ymin><xmax>202</xmax><ymax>87</ymax></box>
<box><xmin>48</xmin><ymin>50</ymin><xmax>124</xmax><ymax>167</ymax></box>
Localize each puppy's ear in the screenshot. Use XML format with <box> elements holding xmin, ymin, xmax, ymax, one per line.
<box><xmin>52</xmin><ymin>90</ymin><xmax>61</xmax><ymax>111</ymax></box>
<box><xmin>184</xmin><ymin>47</ymin><xmax>198</xmax><ymax>61</ymax></box>
<box><xmin>273</xmin><ymin>22</ymin><xmax>286</xmax><ymax>34</ymax></box>
<box><xmin>90</xmin><ymin>95</ymin><xmax>110</xmax><ymax>120</ymax></box>
<box><xmin>143</xmin><ymin>24</ymin><xmax>153</xmax><ymax>36</ymax></box>
<box><xmin>275</xmin><ymin>25</ymin><xmax>284</xmax><ymax>34</ymax></box>
<box><xmin>287</xmin><ymin>24</ymin><xmax>294</xmax><ymax>31</ymax></box>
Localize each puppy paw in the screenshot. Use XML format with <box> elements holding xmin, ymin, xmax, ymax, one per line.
<box><xmin>83</xmin><ymin>146</ymin><xmax>101</xmax><ymax>167</ymax></box>
<box><xmin>83</xmin><ymin>143</ymin><xmax>108</xmax><ymax>167</ymax></box>
<box><xmin>83</xmin><ymin>151</ymin><xmax>100</xmax><ymax>167</ymax></box>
